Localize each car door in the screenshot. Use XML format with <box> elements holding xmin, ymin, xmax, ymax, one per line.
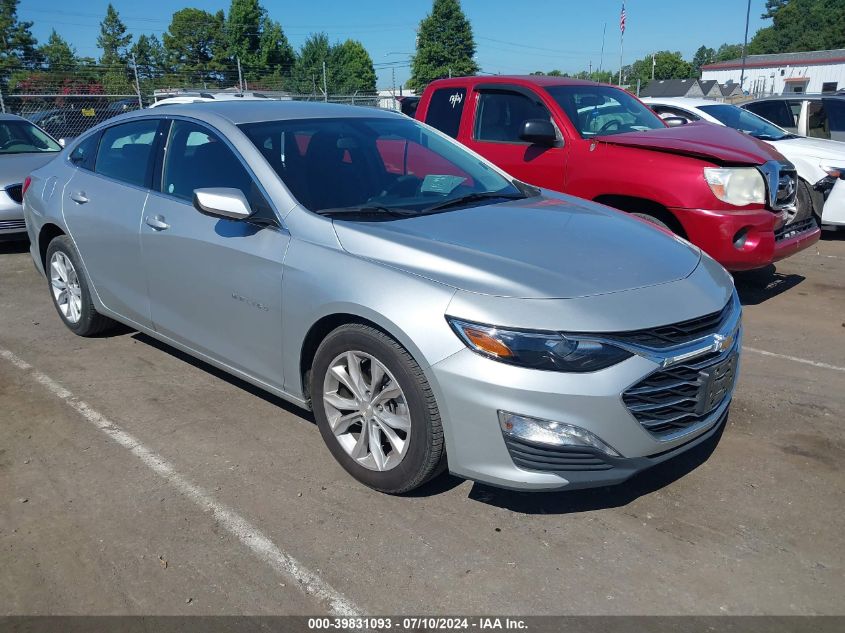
<box><xmin>141</xmin><ymin>118</ymin><xmax>290</xmax><ymax>388</ymax></box>
<box><xmin>463</xmin><ymin>87</ymin><xmax>567</xmax><ymax>190</ymax></box>
<box><xmin>62</xmin><ymin>118</ymin><xmax>162</xmax><ymax>328</ymax></box>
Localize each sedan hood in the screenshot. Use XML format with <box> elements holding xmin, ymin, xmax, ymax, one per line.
<box><xmin>0</xmin><ymin>152</ymin><xmax>60</xmax><ymax>187</ymax></box>
<box><xmin>599</xmin><ymin>121</ymin><xmax>783</xmax><ymax>165</ymax></box>
<box><xmin>776</xmin><ymin>135</ymin><xmax>845</xmax><ymax>163</ymax></box>
<box><xmin>333</xmin><ymin>196</ymin><xmax>701</xmax><ymax>299</ymax></box>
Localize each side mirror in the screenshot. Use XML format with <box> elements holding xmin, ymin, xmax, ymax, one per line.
<box><xmin>193</xmin><ymin>188</ymin><xmax>252</xmax><ymax>220</ymax></box>
<box><xmin>520</xmin><ymin>119</ymin><xmax>558</xmax><ymax>146</ymax></box>
<box><xmin>663</xmin><ymin>116</ymin><xmax>688</xmax><ymax>127</ymax></box>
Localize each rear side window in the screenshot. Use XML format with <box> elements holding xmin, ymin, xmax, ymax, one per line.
<box><xmin>95</xmin><ymin>120</ymin><xmax>159</xmax><ymax>188</ymax></box>
<box><xmin>474</xmin><ymin>91</ymin><xmax>552</xmax><ymax>143</ymax></box>
<box><xmin>69</xmin><ymin>133</ymin><xmax>100</xmax><ymax>171</ymax></box>
<box><xmin>807</xmin><ymin>101</ymin><xmax>830</xmax><ymax>139</ymax></box>
<box><xmin>424</xmin><ymin>88</ymin><xmax>466</xmax><ymax>138</ymax></box>
<box><xmin>823</xmin><ymin>98</ymin><xmax>845</xmax><ymax>141</ymax></box>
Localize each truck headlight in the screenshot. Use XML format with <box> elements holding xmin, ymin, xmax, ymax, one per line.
<box><xmin>703</xmin><ymin>167</ymin><xmax>766</xmax><ymax>206</ymax></box>
<box><xmin>447</xmin><ymin>318</ymin><xmax>632</xmax><ymax>372</ymax></box>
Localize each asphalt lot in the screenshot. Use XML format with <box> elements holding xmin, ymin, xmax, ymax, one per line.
<box><xmin>1</xmin><ymin>233</ymin><xmax>843</xmax><ymax>616</ymax></box>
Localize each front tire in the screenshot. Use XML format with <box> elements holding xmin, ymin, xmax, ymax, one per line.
<box><xmin>310</xmin><ymin>323</ymin><xmax>446</xmax><ymax>493</ymax></box>
<box><xmin>45</xmin><ymin>235</ymin><xmax>115</xmax><ymax>337</ymax></box>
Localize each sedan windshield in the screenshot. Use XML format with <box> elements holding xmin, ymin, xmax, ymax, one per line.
<box><xmin>699</xmin><ymin>104</ymin><xmax>791</xmax><ymax>141</ymax></box>
<box><xmin>0</xmin><ymin>120</ymin><xmax>61</xmax><ymax>154</ymax></box>
<box><xmin>546</xmin><ymin>85</ymin><xmax>666</xmax><ymax>138</ymax></box>
<box><xmin>239</xmin><ymin>116</ymin><xmax>524</xmax><ymax>217</ymax></box>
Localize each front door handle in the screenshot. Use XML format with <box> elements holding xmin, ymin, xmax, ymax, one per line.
<box><xmin>70</xmin><ymin>191</ymin><xmax>88</xmax><ymax>204</ymax></box>
<box><xmin>145</xmin><ymin>215</ymin><xmax>170</xmax><ymax>231</ymax></box>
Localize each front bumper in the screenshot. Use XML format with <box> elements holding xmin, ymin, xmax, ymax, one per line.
<box><xmin>429</xmin><ymin>324</ymin><xmax>740</xmax><ymax>491</ymax></box>
<box><xmin>0</xmin><ymin>195</ymin><xmax>26</xmax><ymax>238</ymax></box>
<box><xmin>673</xmin><ymin>206</ymin><xmax>820</xmax><ymax>271</ymax></box>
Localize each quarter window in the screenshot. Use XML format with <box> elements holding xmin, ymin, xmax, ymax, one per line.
<box><xmin>69</xmin><ymin>133</ymin><xmax>100</xmax><ymax>171</ymax></box>
<box><xmin>424</xmin><ymin>88</ymin><xmax>466</xmax><ymax>138</ymax></box>
<box><xmin>95</xmin><ymin>120</ymin><xmax>159</xmax><ymax>187</ymax></box>
<box><xmin>161</xmin><ymin>120</ymin><xmax>255</xmax><ymax>203</ymax></box>
<box><xmin>474</xmin><ymin>91</ymin><xmax>553</xmax><ymax>143</ymax></box>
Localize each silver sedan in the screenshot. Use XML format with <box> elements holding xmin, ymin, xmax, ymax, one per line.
<box><xmin>23</xmin><ymin>102</ymin><xmax>740</xmax><ymax>493</ymax></box>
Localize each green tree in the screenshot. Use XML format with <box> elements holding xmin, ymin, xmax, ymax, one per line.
<box><xmin>625</xmin><ymin>51</ymin><xmax>692</xmax><ymax>86</ymax></box>
<box><xmin>748</xmin><ymin>0</ymin><xmax>845</xmax><ymax>54</ymax></box>
<box><xmin>762</xmin><ymin>0</ymin><xmax>789</xmax><ymax>18</ymax></box>
<box><xmin>290</xmin><ymin>32</ymin><xmax>331</xmax><ymax>95</ymax></box>
<box><xmin>97</xmin><ymin>3</ymin><xmax>132</xmax><ymax>66</ymax></box>
<box><xmin>714</xmin><ymin>43</ymin><xmax>744</xmax><ymax>62</ymax></box>
<box><xmin>226</xmin><ymin>0</ymin><xmax>262</xmax><ymax>67</ymax></box>
<box><xmin>163</xmin><ymin>9</ymin><xmax>226</xmax><ymax>83</ymax></box>
<box><xmin>691</xmin><ymin>45</ymin><xmax>715</xmax><ymax>75</ymax></box>
<box><xmin>256</xmin><ymin>17</ymin><xmax>295</xmax><ymax>80</ymax></box>
<box><xmin>0</xmin><ymin>0</ymin><xmax>38</xmax><ymax>80</ymax></box>
<box><xmin>409</xmin><ymin>0</ymin><xmax>478</xmax><ymax>90</ymax></box>
<box><xmin>39</xmin><ymin>29</ymin><xmax>76</xmax><ymax>71</ymax></box>
<box><xmin>331</xmin><ymin>39</ymin><xmax>376</xmax><ymax>94</ymax></box>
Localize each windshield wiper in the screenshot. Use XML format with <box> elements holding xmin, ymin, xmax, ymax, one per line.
<box><xmin>420</xmin><ymin>191</ymin><xmax>526</xmax><ymax>215</ymax></box>
<box><xmin>318</xmin><ymin>205</ymin><xmax>415</xmax><ymax>218</ymax></box>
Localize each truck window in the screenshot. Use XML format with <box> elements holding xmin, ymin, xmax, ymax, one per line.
<box><xmin>424</xmin><ymin>88</ymin><xmax>466</xmax><ymax>138</ymax></box>
<box><xmin>474</xmin><ymin>91</ymin><xmax>552</xmax><ymax>143</ymax></box>
<box><xmin>744</xmin><ymin>100</ymin><xmax>796</xmax><ymax>132</ymax></box>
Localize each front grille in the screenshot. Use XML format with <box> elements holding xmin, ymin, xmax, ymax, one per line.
<box><xmin>4</xmin><ymin>184</ymin><xmax>23</xmax><ymax>204</ymax></box>
<box><xmin>775</xmin><ymin>216</ymin><xmax>817</xmax><ymax>242</ymax></box>
<box><xmin>623</xmin><ymin>348</ymin><xmax>738</xmax><ymax>439</ymax></box>
<box><xmin>503</xmin><ymin>435</ymin><xmax>614</xmax><ymax>472</ymax></box>
<box><xmin>776</xmin><ymin>168</ymin><xmax>797</xmax><ymax>208</ymax></box>
<box><xmin>0</xmin><ymin>219</ymin><xmax>26</xmax><ymax>232</ymax></box>
<box><xmin>605</xmin><ymin>299</ymin><xmax>732</xmax><ymax>348</ymax></box>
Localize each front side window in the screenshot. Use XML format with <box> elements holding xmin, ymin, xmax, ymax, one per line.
<box><xmin>743</xmin><ymin>100</ymin><xmax>794</xmax><ymax>130</ymax></box>
<box><xmin>0</xmin><ymin>120</ymin><xmax>61</xmax><ymax>155</ymax></box>
<box><xmin>424</xmin><ymin>88</ymin><xmax>466</xmax><ymax>138</ymax></box>
<box><xmin>95</xmin><ymin>119</ymin><xmax>159</xmax><ymax>187</ymax></box>
<box><xmin>239</xmin><ymin>116</ymin><xmax>521</xmax><ymax>216</ymax></box>
<box><xmin>699</xmin><ymin>104</ymin><xmax>790</xmax><ymax>141</ymax></box>
<box><xmin>474</xmin><ymin>91</ymin><xmax>553</xmax><ymax>143</ymax></box>
<box><xmin>547</xmin><ymin>85</ymin><xmax>665</xmax><ymax>137</ymax></box>
<box><xmin>161</xmin><ymin>120</ymin><xmax>255</xmax><ymax>202</ymax></box>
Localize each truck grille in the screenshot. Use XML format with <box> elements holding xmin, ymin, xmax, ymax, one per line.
<box><xmin>4</xmin><ymin>184</ymin><xmax>23</xmax><ymax>204</ymax></box>
<box><xmin>776</xmin><ymin>168</ymin><xmax>797</xmax><ymax>208</ymax></box>
<box><xmin>759</xmin><ymin>160</ymin><xmax>797</xmax><ymax>210</ymax></box>
<box><xmin>623</xmin><ymin>347</ymin><xmax>738</xmax><ymax>439</ymax></box>
<box><xmin>0</xmin><ymin>218</ymin><xmax>26</xmax><ymax>232</ymax></box>
<box><xmin>606</xmin><ymin>299</ymin><xmax>732</xmax><ymax>348</ymax></box>
<box><xmin>775</xmin><ymin>216</ymin><xmax>817</xmax><ymax>242</ymax></box>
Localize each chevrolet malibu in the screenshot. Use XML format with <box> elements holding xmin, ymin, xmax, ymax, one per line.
<box><xmin>23</xmin><ymin>102</ymin><xmax>741</xmax><ymax>493</ymax></box>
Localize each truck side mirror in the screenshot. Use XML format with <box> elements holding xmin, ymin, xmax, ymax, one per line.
<box><xmin>520</xmin><ymin>119</ymin><xmax>558</xmax><ymax>146</ymax></box>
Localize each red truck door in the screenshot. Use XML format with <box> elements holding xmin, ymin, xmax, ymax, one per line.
<box><xmin>461</xmin><ymin>86</ymin><xmax>568</xmax><ymax>191</ymax></box>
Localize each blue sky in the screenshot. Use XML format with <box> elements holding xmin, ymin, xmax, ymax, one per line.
<box><xmin>21</xmin><ymin>0</ymin><xmax>770</xmax><ymax>88</ymax></box>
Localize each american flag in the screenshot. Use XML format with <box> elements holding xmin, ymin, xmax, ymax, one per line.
<box><xmin>620</xmin><ymin>2</ymin><xmax>626</xmax><ymax>33</ymax></box>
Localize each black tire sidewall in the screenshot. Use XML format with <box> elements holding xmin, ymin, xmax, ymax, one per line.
<box><xmin>310</xmin><ymin>325</ymin><xmax>438</xmax><ymax>493</ymax></box>
<box><xmin>45</xmin><ymin>236</ymin><xmax>98</xmax><ymax>335</ymax></box>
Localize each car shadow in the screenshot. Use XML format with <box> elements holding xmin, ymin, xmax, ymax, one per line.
<box><xmin>460</xmin><ymin>421</ymin><xmax>726</xmax><ymax>515</ymax></box>
<box><xmin>0</xmin><ymin>239</ymin><xmax>30</xmax><ymax>255</ymax></box>
<box><xmin>130</xmin><ymin>331</ymin><xmax>315</xmax><ymax>423</ymax></box>
<box><xmin>821</xmin><ymin>228</ymin><xmax>845</xmax><ymax>241</ymax></box>
<box><xmin>733</xmin><ymin>265</ymin><xmax>805</xmax><ymax>306</ymax></box>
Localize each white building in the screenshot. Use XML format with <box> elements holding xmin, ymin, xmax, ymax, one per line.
<box><xmin>701</xmin><ymin>49</ymin><xmax>845</xmax><ymax>96</ymax></box>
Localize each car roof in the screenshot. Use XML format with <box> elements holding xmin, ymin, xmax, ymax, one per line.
<box><xmin>113</xmin><ymin>100</ymin><xmax>403</xmax><ymax>126</ymax></box>
<box><xmin>744</xmin><ymin>94</ymin><xmax>845</xmax><ymax>102</ymax></box>
<box><xmin>641</xmin><ymin>97</ymin><xmax>726</xmax><ymax>109</ymax></box>
<box><xmin>0</xmin><ymin>113</ymin><xmax>29</xmax><ymax>122</ymax></box>
<box><xmin>428</xmin><ymin>75</ymin><xmax>607</xmax><ymax>89</ymax></box>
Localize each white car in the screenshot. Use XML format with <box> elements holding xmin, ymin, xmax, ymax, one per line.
<box><xmin>643</xmin><ymin>97</ymin><xmax>845</xmax><ymax>228</ymax></box>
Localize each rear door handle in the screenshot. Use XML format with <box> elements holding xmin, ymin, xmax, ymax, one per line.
<box><xmin>144</xmin><ymin>215</ymin><xmax>170</xmax><ymax>231</ymax></box>
<box><xmin>70</xmin><ymin>191</ymin><xmax>88</xmax><ymax>204</ymax></box>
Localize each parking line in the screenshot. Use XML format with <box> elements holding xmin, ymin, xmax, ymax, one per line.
<box><xmin>743</xmin><ymin>346</ymin><xmax>845</xmax><ymax>373</ymax></box>
<box><xmin>0</xmin><ymin>347</ymin><xmax>363</xmax><ymax>617</ymax></box>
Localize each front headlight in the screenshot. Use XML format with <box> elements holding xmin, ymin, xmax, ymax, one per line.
<box><xmin>821</xmin><ymin>165</ymin><xmax>845</xmax><ymax>180</ymax></box>
<box><xmin>703</xmin><ymin>167</ymin><xmax>766</xmax><ymax>206</ymax></box>
<box><xmin>446</xmin><ymin>318</ymin><xmax>632</xmax><ymax>372</ymax></box>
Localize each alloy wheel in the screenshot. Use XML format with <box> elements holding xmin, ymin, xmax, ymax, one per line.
<box><xmin>322</xmin><ymin>351</ymin><xmax>411</xmax><ymax>471</ymax></box>
<box><xmin>50</xmin><ymin>251</ymin><xmax>82</xmax><ymax>324</ymax></box>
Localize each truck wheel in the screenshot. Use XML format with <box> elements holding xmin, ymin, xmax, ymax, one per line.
<box><xmin>45</xmin><ymin>236</ymin><xmax>115</xmax><ymax>337</ymax></box>
<box><xmin>631</xmin><ymin>213</ymin><xmax>673</xmax><ymax>233</ymax></box>
<box><xmin>310</xmin><ymin>323</ymin><xmax>446</xmax><ymax>494</ymax></box>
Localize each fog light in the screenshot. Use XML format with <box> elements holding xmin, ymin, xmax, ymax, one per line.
<box><xmin>733</xmin><ymin>227</ymin><xmax>749</xmax><ymax>249</ymax></box>
<box><xmin>498</xmin><ymin>411</ymin><xmax>620</xmax><ymax>456</ymax></box>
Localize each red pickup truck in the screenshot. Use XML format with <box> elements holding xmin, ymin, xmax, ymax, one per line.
<box><xmin>415</xmin><ymin>76</ymin><xmax>820</xmax><ymax>271</ymax></box>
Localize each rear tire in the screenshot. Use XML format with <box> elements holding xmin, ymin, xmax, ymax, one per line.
<box><xmin>45</xmin><ymin>235</ymin><xmax>115</xmax><ymax>337</ymax></box>
<box><xmin>310</xmin><ymin>323</ymin><xmax>446</xmax><ymax>494</ymax></box>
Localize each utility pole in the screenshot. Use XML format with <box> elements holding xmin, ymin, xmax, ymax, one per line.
<box><xmin>322</xmin><ymin>61</ymin><xmax>328</xmax><ymax>102</ymax></box>
<box><xmin>598</xmin><ymin>22</ymin><xmax>606</xmax><ymax>76</ymax></box>
<box><xmin>131</xmin><ymin>53</ymin><xmax>143</xmax><ymax>108</ymax></box>
<box><xmin>651</xmin><ymin>53</ymin><xmax>656</xmax><ymax>80</ymax></box>
<box><xmin>739</xmin><ymin>0</ymin><xmax>751</xmax><ymax>93</ymax></box>
<box><xmin>588</xmin><ymin>60</ymin><xmax>592</xmax><ymax>79</ymax></box>
<box><xmin>0</xmin><ymin>87</ymin><xmax>5</xmax><ymax>114</ymax></box>
<box><xmin>236</xmin><ymin>56</ymin><xmax>244</xmax><ymax>92</ymax></box>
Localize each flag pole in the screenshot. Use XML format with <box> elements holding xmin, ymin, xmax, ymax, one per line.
<box><xmin>618</xmin><ymin>2</ymin><xmax>626</xmax><ymax>86</ymax></box>
<box><xmin>598</xmin><ymin>22</ymin><xmax>607</xmax><ymax>76</ymax></box>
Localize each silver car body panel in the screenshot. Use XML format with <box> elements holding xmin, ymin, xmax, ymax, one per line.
<box><xmin>23</xmin><ymin>101</ymin><xmax>739</xmax><ymax>490</ymax></box>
